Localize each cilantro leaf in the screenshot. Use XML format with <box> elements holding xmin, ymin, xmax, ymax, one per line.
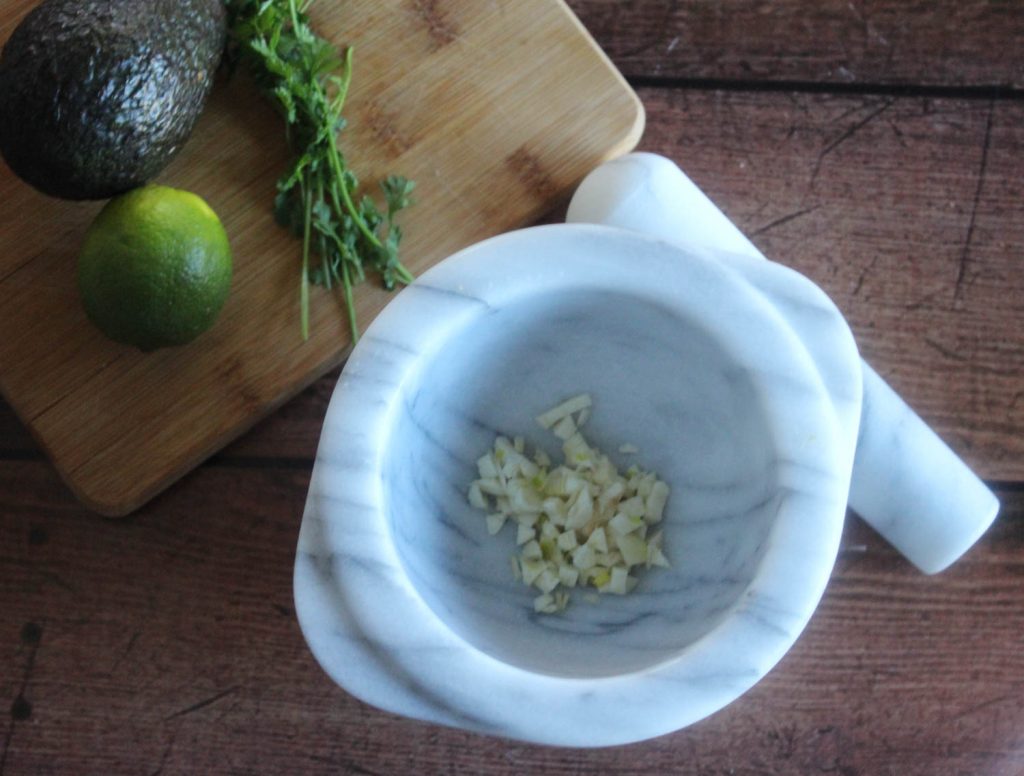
<box><xmin>227</xmin><ymin>0</ymin><xmax>415</xmax><ymax>341</ymax></box>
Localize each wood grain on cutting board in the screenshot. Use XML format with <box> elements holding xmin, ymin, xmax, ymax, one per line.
<box><xmin>0</xmin><ymin>0</ymin><xmax>644</xmax><ymax>515</ymax></box>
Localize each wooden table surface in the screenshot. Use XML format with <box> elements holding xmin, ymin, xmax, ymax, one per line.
<box><xmin>2</xmin><ymin>2</ymin><xmax>1022</xmax><ymax>774</ymax></box>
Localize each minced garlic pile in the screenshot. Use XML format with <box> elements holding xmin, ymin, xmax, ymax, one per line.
<box><xmin>467</xmin><ymin>394</ymin><xmax>670</xmax><ymax>614</ymax></box>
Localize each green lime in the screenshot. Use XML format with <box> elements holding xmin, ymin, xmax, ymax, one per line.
<box><xmin>77</xmin><ymin>185</ymin><xmax>232</xmax><ymax>351</ymax></box>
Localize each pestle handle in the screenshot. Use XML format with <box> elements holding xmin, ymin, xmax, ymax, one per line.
<box><xmin>567</xmin><ymin>152</ymin><xmax>999</xmax><ymax>574</ymax></box>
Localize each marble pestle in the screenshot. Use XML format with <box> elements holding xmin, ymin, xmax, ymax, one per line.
<box><xmin>566</xmin><ymin>152</ymin><xmax>1000</xmax><ymax>574</ymax></box>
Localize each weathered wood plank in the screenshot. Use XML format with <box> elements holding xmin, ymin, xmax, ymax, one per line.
<box><xmin>0</xmin><ymin>461</ymin><xmax>1021</xmax><ymax>774</ymax></box>
<box><xmin>568</xmin><ymin>0</ymin><xmax>1024</xmax><ymax>88</ymax></box>
<box><xmin>1</xmin><ymin>4</ymin><xmax>1020</xmax><ymax>774</ymax></box>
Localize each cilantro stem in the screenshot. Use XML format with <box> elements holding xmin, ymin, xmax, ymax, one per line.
<box><xmin>335</xmin><ymin>47</ymin><xmax>354</xmax><ymax>113</ymax></box>
<box><xmin>227</xmin><ymin>0</ymin><xmax>415</xmax><ymax>342</ymax></box>
<box><xmin>340</xmin><ymin>257</ymin><xmax>358</xmax><ymax>340</ymax></box>
<box><xmin>395</xmin><ymin>264</ymin><xmax>415</xmax><ymax>285</ymax></box>
<box><xmin>326</xmin><ymin>141</ymin><xmax>383</xmax><ymax>251</ymax></box>
<box><xmin>300</xmin><ymin>181</ymin><xmax>312</xmax><ymax>340</ymax></box>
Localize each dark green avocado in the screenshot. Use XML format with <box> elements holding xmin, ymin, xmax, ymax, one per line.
<box><xmin>0</xmin><ymin>0</ymin><xmax>226</xmax><ymax>200</ymax></box>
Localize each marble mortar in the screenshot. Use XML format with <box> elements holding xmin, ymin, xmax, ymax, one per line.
<box><xmin>293</xmin><ymin>153</ymin><xmax>1000</xmax><ymax>746</ymax></box>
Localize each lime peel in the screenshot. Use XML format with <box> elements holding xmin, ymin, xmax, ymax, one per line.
<box><xmin>77</xmin><ymin>185</ymin><xmax>232</xmax><ymax>351</ymax></box>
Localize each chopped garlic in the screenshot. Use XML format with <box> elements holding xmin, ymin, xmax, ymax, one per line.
<box><xmin>477</xmin><ymin>454</ymin><xmax>498</xmax><ymax>479</ymax></box>
<box><xmin>468</xmin><ymin>482</ymin><xmax>487</xmax><ymax>510</ymax></box>
<box><xmin>606</xmin><ymin>566</ymin><xmax>630</xmax><ymax>595</ymax></box>
<box><xmin>648</xmin><ymin>545</ymin><xmax>670</xmax><ymax>569</ymax></box>
<box><xmin>516</xmin><ymin>523</ymin><xmax>536</xmax><ymax>546</ymax></box>
<box><xmin>552</xmin><ymin>414</ymin><xmax>577</xmax><ymax>440</ymax></box>
<box><xmin>521</xmin><ymin>539</ymin><xmax>542</xmax><ymax>560</ymax></box>
<box><xmin>563</xmin><ymin>432</ymin><xmax>593</xmax><ymax>468</ymax></box>
<box><xmin>542</xmin><ymin>497</ymin><xmax>567</xmax><ymax>524</ymax></box>
<box><xmin>597</xmin><ymin>480</ymin><xmax>625</xmax><ymax>513</ymax></box>
<box><xmin>565</xmin><ymin>486</ymin><xmax>593</xmax><ymax>529</ymax></box>
<box><xmin>535</xmin><ymin>568</ymin><xmax>560</xmax><ymax>594</ymax></box>
<box><xmin>467</xmin><ymin>393</ymin><xmax>671</xmax><ymax>613</ymax></box>
<box><xmin>558</xmin><ymin>565</ymin><xmax>580</xmax><ymax>588</ymax></box>
<box><xmin>521</xmin><ymin>558</ymin><xmax>546</xmax><ymax>585</ymax></box>
<box><xmin>486</xmin><ymin>513</ymin><xmax>507</xmax><ymax>535</ymax></box>
<box><xmin>533</xmin><ymin>590</ymin><xmax>570</xmax><ymax>614</ymax></box>
<box><xmin>533</xmin><ymin>593</ymin><xmax>555</xmax><ymax>612</ymax></box>
<box><xmin>616</xmin><ymin>533</ymin><xmax>648</xmax><ymax>566</ymax></box>
<box><xmin>556</xmin><ymin>530</ymin><xmax>578</xmax><ymax>551</ymax></box>
<box><xmin>585</xmin><ymin>526</ymin><xmax>608</xmax><ymax>553</ymax></box>
<box><xmin>608</xmin><ymin>512</ymin><xmax>641</xmax><ymax>536</ymax></box>
<box><xmin>535</xmin><ymin>393</ymin><xmax>593</xmax><ymax>430</ymax></box>
<box><xmin>646</xmin><ymin>480</ymin><xmax>670</xmax><ymax>523</ymax></box>
<box><xmin>619</xmin><ymin>495</ymin><xmax>646</xmax><ymax>519</ymax></box>
<box><xmin>477</xmin><ymin>477</ymin><xmax>504</xmax><ymax>496</ymax></box>
<box><xmin>571</xmin><ymin>544</ymin><xmax>597</xmax><ymax>570</ymax></box>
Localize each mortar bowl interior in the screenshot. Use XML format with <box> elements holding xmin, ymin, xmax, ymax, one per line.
<box><xmin>385</xmin><ymin>288</ymin><xmax>785</xmax><ymax>678</ymax></box>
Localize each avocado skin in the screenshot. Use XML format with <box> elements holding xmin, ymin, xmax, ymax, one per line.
<box><xmin>0</xmin><ymin>0</ymin><xmax>226</xmax><ymax>200</ymax></box>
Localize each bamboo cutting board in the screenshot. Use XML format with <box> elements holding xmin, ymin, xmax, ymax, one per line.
<box><xmin>0</xmin><ymin>0</ymin><xmax>643</xmax><ymax>516</ymax></box>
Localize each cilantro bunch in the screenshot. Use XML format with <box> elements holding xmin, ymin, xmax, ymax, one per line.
<box><xmin>227</xmin><ymin>0</ymin><xmax>415</xmax><ymax>340</ymax></box>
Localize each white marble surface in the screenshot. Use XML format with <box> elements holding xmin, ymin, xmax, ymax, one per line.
<box><xmin>295</xmin><ymin>224</ymin><xmax>862</xmax><ymax>745</ymax></box>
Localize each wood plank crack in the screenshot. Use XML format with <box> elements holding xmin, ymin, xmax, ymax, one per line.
<box><xmin>147</xmin><ymin>731</ymin><xmax>178</xmax><ymax>776</ymax></box>
<box><xmin>163</xmin><ymin>685</ymin><xmax>240</xmax><ymax>721</ymax></box>
<box><xmin>751</xmin><ymin>205</ymin><xmax>821</xmax><ymax>236</ymax></box>
<box><xmin>810</xmin><ymin>99</ymin><xmax>894</xmax><ymax>187</ymax></box>
<box><xmin>852</xmin><ymin>253</ymin><xmax>881</xmax><ymax>297</ymax></box>
<box><xmin>954</xmin><ymin>99</ymin><xmax>996</xmax><ymax>301</ymax></box>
